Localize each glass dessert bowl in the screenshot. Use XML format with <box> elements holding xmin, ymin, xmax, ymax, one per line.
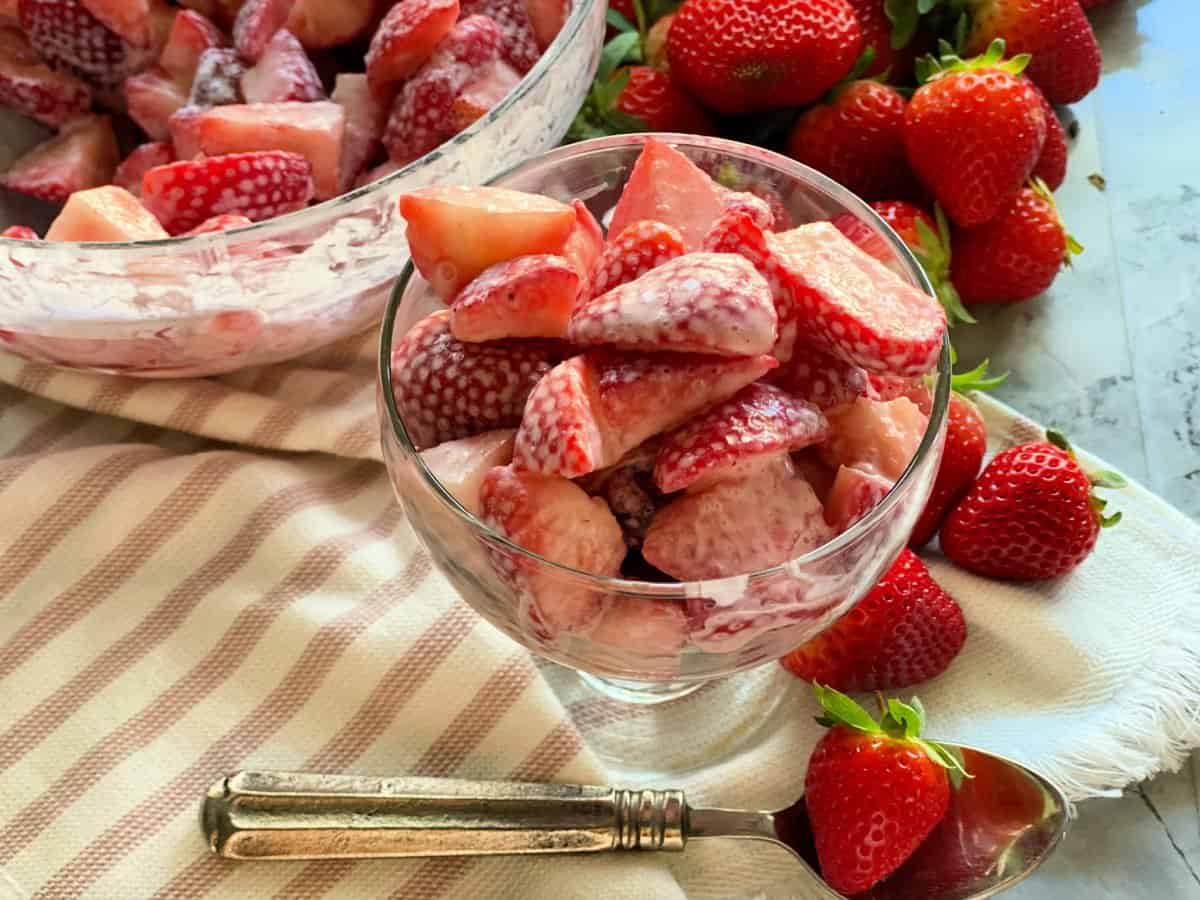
<box><xmin>0</xmin><ymin>0</ymin><xmax>605</xmax><ymax>378</ymax></box>
<box><xmin>378</xmin><ymin>133</ymin><xmax>951</xmax><ymax>708</ymax></box>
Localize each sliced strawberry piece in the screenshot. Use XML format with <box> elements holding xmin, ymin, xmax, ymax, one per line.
<box><xmin>868</xmin><ymin>372</ymin><xmax>933</xmax><ymax>415</ymax></box>
<box><xmin>366</xmin><ymin>0</ymin><xmax>459</xmax><ymax>101</ymax></box>
<box><xmin>167</xmin><ymin>104</ymin><xmax>203</xmax><ymax>158</ymax></box>
<box><xmin>771</xmin><ymin>223</ymin><xmax>947</xmax><ymax>376</ymax></box>
<box><xmin>240</xmin><ymin>28</ymin><xmax>324</xmax><ymax>103</ymax></box>
<box><xmin>420</xmin><ymin>427</ymin><xmax>515</xmax><ymax>515</ymax></box>
<box><xmin>331</xmin><ymin>72</ymin><xmax>387</xmax><ymax>192</ymax></box>
<box><xmin>123</xmin><ymin>66</ymin><xmax>187</xmax><ymax>139</ymax></box>
<box><xmin>141</xmin><ymin>150</ymin><xmax>314</xmax><ymax>234</ymax></box>
<box><xmin>523</xmin><ymin>0</ymin><xmax>567</xmax><ymax>51</ymax></box>
<box><xmin>514</xmin><ymin>350</ymin><xmax>776</xmax><ymax>479</ymax></box>
<box><xmin>391</xmin><ymin>309</ymin><xmax>557</xmax><ymax>449</ymax></box>
<box><xmin>231</xmin><ymin>0</ymin><xmax>296</xmax><ymax>62</ymax></box>
<box><xmin>701</xmin><ymin>201</ymin><xmax>799</xmax><ymax>361</ymax></box>
<box><xmin>159</xmin><ymin>8</ymin><xmax>225</xmax><ymax>88</ymax></box>
<box><xmin>1</xmin><ymin>225</ymin><xmax>39</xmax><ymax>239</ymax></box>
<box><xmin>398</xmin><ymin>184</ymin><xmax>576</xmax><ymax>300</ymax></box>
<box><xmin>560</xmin><ymin>198</ymin><xmax>603</xmax><ymax>291</ymax></box>
<box><xmin>187</xmin><ymin>46</ymin><xmax>245</xmax><ymax>107</ymax></box>
<box><xmin>460</xmin><ymin>0</ymin><xmax>538</xmax><ymax>74</ymax></box>
<box><xmin>196</xmin><ymin>100</ymin><xmax>345</xmax><ymax>200</ymax></box>
<box><xmin>381</xmin><ymin>14</ymin><xmax>502</xmax><ymax>166</ymax></box>
<box><xmin>608</xmin><ymin>138</ymin><xmax>726</xmax><ymax>251</ymax></box>
<box><xmin>354</xmin><ymin>158</ymin><xmax>403</xmax><ymax>189</ymax></box>
<box><xmin>19</xmin><ymin>0</ymin><xmax>150</xmax><ymax>88</ymax></box>
<box><xmin>824</xmin><ymin>465</ymin><xmax>892</xmax><ymax>533</ymax></box>
<box><xmin>792</xmin><ymin>448</ymin><xmax>837</xmax><ymax>504</ymax></box>
<box><xmin>653</xmin><ymin>383</ymin><xmax>829</xmax><ymax>494</ymax></box>
<box><xmin>450</xmin><ymin>254</ymin><xmax>580</xmax><ymax>342</ymax></box>
<box><xmin>44</xmin><ymin>183</ymin><xmax>168</xmax><ymax>240</ymax></box>
<box><xmin>479</xmin><ymin>465</ymin><xmax>625</xmax><ymax>638</ymax></box>
<box><xmin>0</xmin><ymin>114</ymin><xmax>118</xmax><ymax>205</ymax></box>
<box><xmin>81</xmin><ymin>0</ymin><xmax>151</xmax><ymax>47</ymax></box>
<box><xmin>0</xmin><ymin>26</ymin><xmax>92</xmax><ymax>126</ymax></box>
<box><xmin>818</xmin><ymin>396</ymin><xmax>928</xmax><ymax>482</ymax></box>
<box><xmin>284</xmin><ymin>0</ymin><xmax>374</xmax><ymax>51</ymax></box>
<box><xmin>112</xmin><ymin>140</ymin><xmax>174</xmax><ymax>196</ymax></box>
<box><xmin>589</xmin><ymin>219</ymin><xmax>686</xmax><ymax>300</ymax></box>
<box><xmin>643</xmin><ymin>454</ymin><xmax>833</xmax><ymax>580</ymax></box>
<box><xmin>184</xmin><ymin>212</ymin><xmax>254</xmax><ymax>234</ymax></box>
<box><xmin>568</xmin><ymin>252</ymin><xmax>777</xmax><ymax>357</ymax></box>
<box><xmin>449</xmin><ymin>58</ymin><xmax>520</xmax><ymax>130</ymax></box>
<box><xmin>590</xmin><ymin>597</ymin><xmax>688</xmax><ymax>662</ymax></box>
<box><xmin>769</xmin><ymin>342</ymin><xmax>872</xmax><ymax>410</ymax></box>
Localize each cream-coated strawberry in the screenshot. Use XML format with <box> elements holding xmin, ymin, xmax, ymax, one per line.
<box><xmin>0</xmin><ymin>25</ymin><xmax>92</xmax><ymax>126</ymax></box>
<box><xmin>769</xmin><ymin>342</ymin><xmax>872</xmax><ymax>410</ymax></box>
<box><xmin>824</xmin><ymin>464</ymin><xmax>892</xmax><ymax>533</ymax></box>
<box><xmin>0</xmin><ymin>114</ymin><xmax>118</xmax><ymax>205</ymax></box>
<box><xmin>365</xmin><ymin>0</ymin><xmax>459</xmax><ymax>100</ymax></box>
<box><xmin>450</xmin><ymin>254</ymin><xmax>581</xmax><ymax>342</ymax></box>
<box><xmin>112</xmin><ymin>140</ymin><xmax>174</xmax><ymax>196</ymax></box>
<box><xmin>819</xmin><ymin>396</ymin><xmax>928</xmax><ymax>482</ymax></box>
<box><xmin>420</xmin><ymin>428</ymin><xmax>514</xmax><ymax>514</ymax></box>
<box><xmin>588</xmin><ymin>220</ymin><xmax>686</xmax><ymax>300</ymax></box>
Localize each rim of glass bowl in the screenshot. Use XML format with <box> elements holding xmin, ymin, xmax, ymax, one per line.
<box><xmin>379</xmin><ymin>133</ymin><xmax>952</xmax><ymax>598</ymax></box>
<box><xmin>0</xmin><ymin>0</ymin><xmax>601</xmax><ymax>253</ymax></box>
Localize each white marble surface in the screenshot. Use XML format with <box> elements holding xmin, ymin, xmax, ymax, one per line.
<box><xmin>954</xmin><ymin>1</ymin><xmax>1200</xmax><ymax>896</ymax></box>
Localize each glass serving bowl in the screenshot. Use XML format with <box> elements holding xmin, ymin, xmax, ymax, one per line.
<box><xmin>379</xmin><ymin>133</ymin><xmax>951</xmax><ymax>710</ymax></box>
<box><xmin>0</xmin><ymin>0</ymin><xmax>605</xmax><ymax>379</ymax></box>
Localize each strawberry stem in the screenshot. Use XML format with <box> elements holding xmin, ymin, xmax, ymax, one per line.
<box><xmin>1046</xmin><ymin>429</ymin><xmax>1127</xmax><ymax>528</ymax></box>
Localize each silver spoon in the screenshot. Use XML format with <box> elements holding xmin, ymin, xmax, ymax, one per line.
<box><xmin>202</xmin><ymin>744</ymin><xmax>1068</xmax><ymax>899</ymax></box>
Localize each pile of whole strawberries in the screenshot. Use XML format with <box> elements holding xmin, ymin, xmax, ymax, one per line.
<box><xmin>575</xmin><ymin>0</ymin><xmax>1118</xmax><ymax>310</ymax></box>
<box><xmin>0</xmin><ymin>0</ymin><xmax>568</xmax><ymax>240</ymax></box>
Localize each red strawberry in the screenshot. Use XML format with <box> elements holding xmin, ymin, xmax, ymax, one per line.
<box><xmin>366</xmin><ymin>0</ymin><xmax>459</xmax><ymax>101</ymax></box>
<box><xmin>769</xmin><ymin>343</ymin><xmax>872</xmax><ymax>410</ymax></box>
<box><xmin>460</xmin><ymin>0</ymin><xmax>539</xmax><ymax>74</ymax></box>
<box><xmin>232</xmin><ymin>0</ymin><xmax>297</xmax><ymax>62</ymax></box>
<box><xmin>844</xmin><ymin>0</ymin><xmax>927</xmax><ymax>82</ymax></box>
<box><xmin>803</xmin><ymin>686</ymin><xmax>963</xmax><ymax>893</ymax></box>
<box><xmin>869</xmin><ymin>371</ymin><xmax>932</xmax><ymax>413</ymax></box>
<box><xmin>567</xmin><ymin>252</ymin><xmax>778</xmax><ymax>357</ymax></box>
<box><xmin>904</xmin><ymin>41</ymin><xmax>1047</xmax><ymax>228</ymax></box>
<box><xmin>240</xmin><ymin>29</ymin><xmax>324</xmax><ymax>103</ymax></box>
<box><xmin>643</xmin><ymin>454</ymin><xmax>832</xmax><ymax>579</ymax></box>
<box><xmin>159</xmin><ymin>9</ymin><xmax>225</xmax><ymax>89</ymax></box>
<box><xmin>941</xmin><ymin>430</ymin><xmax>1125</xmax><ymax>580</ymax></box>
<box><xmin>951</xmin><ymin>181</ymin><xmax>1080</xmax><ymax>304</ymax></box>
<box><xmin>398</xmin><ymin>184</ymin><xmax>577</xmax><ymax>300</ymax></box>
<box><xmin>449</xmin><ymin>254</ymin><xmax>581</xmax><ymax>342</ymax></box>
<box><xmin>560</xmin><ymin>198</ymin><xmax>604</xmax><ymax>291</ymax></box>
<box><xmin>525</xmin><ymin>0</ymin><xmax>568</xmax><ymax>50</ymax></box>
<box><xmin>1031</xmin><ymin>85</ymin><xmax>1067</xmax><ymax>191</ymax></box>
<box><xmin>81</xmin><ymin>0</ymin><xmax>151</xmax><ymax>48</ymax></box>
<box><xmin>589</xmin><ymin>596</ymin><xmax>688</xmax><ymax>661</ymax></box>
<box><xmin>331</xmin><ymin>72</ymin><xmax>387</xmax><ymax>191</ymax></box>
<box><xmin>667</xmin><ymin>0</ymin><xmax>862</xmax><ymax>114</ymax></box>
<box><xmin>514</xmin><ymin>350</ymin><xmax>775</xmax><ymax>479</ymax></box>
<box><xmin>195</xmin><ymin>100</ymin><xmax>346</xmax><ymax>200</ymax></box>
<box><xmin>823</xmin><ymin>464</ymin><xmax>892</xmax><ymax>532</ymax></box>
<box><xmin>448</xmin><ymin>59</ymin><xmax>520</xmax><ymax>130</ymax></box>
<box><xmin>783</xmin><ymin>549</ymin><xmax>965</xmax><ymax>688</ymax></box>
<box><xmin>0</xmin><ymin>114</ymin><xmax>118</xmax><ymax>205</ymax></box>
<box><xmin>785</xmin><ymin>79</ymin><xmax>915</xmax><ymax>203</ymax></box>
<box><xmin>112</xmin><ymin>140</ymin><xmax>174</xmax><ymax>195</ymax></box>
<box><xmin>588</xmin><ymin>219</ymin><xmax>687</xmax><ymax>300</ymax></box>
<box><xmin>819</xmin><ymin>396</ymin><xmax>928</xmax><ymax>481</ymax></box>
<box><xmin>420</xmin><ymin>428</ymin><xmax>515</xmax><ymax>515</ymax></box>
<box><xmin>607</xmin><ymin>138</ymin><xmax>727</xmax><ymax>251</ymax></box>
<box><xmin>771</xmin><ymin>222</ymin><xmax>947</xmax><ymax>376</ymax></box>
<box><xmin>1079</xmin><ymin>0</ymin><xmax>1114</xmax><ymax>8</ymax></box>
<box><xmin>0</xmin><ymin>25</ymin><xmax>92</xmax><ymax>126</ymax></box>
<box><xmin>643</xmin><ymin>11</ymin><xmax>673</xmax><ymax>71</ymax></box>
<box><xmin>185</xmin><ymin>212</ymin><xmax>254</xmax><ymax>234</ymax></box>
<box><xmin>284</xmin><ymin>0</ymin><xmax>375</xmax><ymax>51</ymax></box>
<box><xmin>654</xmin><ymin>383</ymin><xmax>829</xmax><ymax>493</ymax></box>
<box><xmin>140</xmin><ymin>150</ymin><xmax>314</xmax><ymax>234</ymax></box>
<box><xmin>167</xmin><ymin>104</ymin><xmax>204</xmax><ymax>158</ymax></box>
<box><xmin>1</xmin><ymin>225</ymin><xmax>39</xmax><ymax>239</ymax></box>
<box><xmin>18</xmin><ymin>0</ymin><xmax>150</xmax><ymax>88</ymax></box>
<box><xmin>610</xmin><ymin>65</ymin><xmax>716</xmax><ymax>135</ymax></box>
<box><xmin>381</xmin><ymin>14</ymin><xmax>502</xmax><ymax>165</ymax></box>
<box><xmin>124</xmin><ymin>66</ymin><xmax>187</xmax><ymax>140</ymax></box>
<box><xmin>965</xmin><ymin>0</ymin><xmax>1101</xmax><ymax>105</ymax></box>
<box><xmin>479</xmin><ymin>465</ymin><xmax>625</xmax><ymax>637</ymax></box>
<box><xmin>187</xmin><ymin>47</ymin><xmax>246</xmax><ymax>107</ymax></box>
<box><xmin>391</xmin><ymin>309</ymin><xmax>558</xmax><ymax>449</ymax></box>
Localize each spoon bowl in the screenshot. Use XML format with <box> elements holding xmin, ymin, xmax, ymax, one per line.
<box><xmin>202</xmin><ymin>743</ymin><xmax>1069</xmax><ymax>899</ymax></box>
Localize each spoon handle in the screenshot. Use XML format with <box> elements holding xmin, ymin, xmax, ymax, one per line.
<box><xmin>204</xmin><ymin>771</ymin><xmax>687</xmax><ymax>860</ymax></box>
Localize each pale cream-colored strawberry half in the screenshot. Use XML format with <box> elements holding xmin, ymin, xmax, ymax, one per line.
<box><xmin>46</xmin><ymin>184</ymin><xmax>169</xmax><ymax>241</ymax></box>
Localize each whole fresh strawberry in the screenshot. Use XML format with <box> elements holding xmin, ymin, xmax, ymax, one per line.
<box><xmin>964</xmin><ymin>0</ymin><xmax>1101</xmax><ymax>105</ymax></box>
<box><xmin>609</xmin><ymin>65</ymin><xmax>716</xmax><ymax>134</ymax></box>
<box><xmin>844</xmin><ymin>0</ymin><xmax>929</xmax><ymax>82</ymax></box>
<box><xmin>904</xmin><ymin>40</ymin><xmax>1047</xmax><ymax>228</ymax></box>
<box><xmin>951</xmin><ymin>179</ymin><xmax>1081</xmax><ymax>304</ymax></box>
<box><xmin>667</xmin><ymin>0</ymin><xmax>862</xmax><ymax>114</ymax></box>
<box><xmin>804</xmin><ymin>685</ymin><xmax>966</xmax><ymax>894</ymax></box>
<box><xmin>908</xmin><ymin>359</ymin><xmax>1006</xmax><ymax>548</ymax></box>
<box><xmin>782</xmin><ymin>549</ymin><xmax>966</xmax><ymax>690</ymax></box>
<box><xmin>941</xmin><ymin>430</ymin><xmax>1126</xmax><ymax>579</ymax></box>
<box><xmin>785</xmin><ymin>79</ymin><xmax>916</xmax><ymax>203</ymax></box>
<box><xmin>1031</xmin><ymin>84</ymin><xmax>1068</xmax><ymax>191</ymax></box>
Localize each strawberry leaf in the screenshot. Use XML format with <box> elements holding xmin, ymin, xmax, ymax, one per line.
<box><xmin>1046</xmin><ymin>429</ymin><xmax>1073</xmax><ymax>454</ymax></box>
<box><xmin>813</xmin><ymin>683</ymin><xmax>881</xmax><ymax>734</ymax></box>
<box><xmin>951</xmin><ymin>358</ymin><xmax>1008</xmax><ymax>393</ymax></box>
<box><xmin>1090</xmin><ymin>469</ymin><xmax>1128</xmax><ymax>489</ymax></box>
<box><xmin>884</xmin><ymin>0</ymin><xmax>919</xmax><ymax>50</ymax></box>
<box><xmin>606</xmin><ymin>8</ymin><xmax>636</xmax><ymax>32</ymax></box>
<box><xmin>882</xmin><ymin>697</ymin><xmax>924</xmax><ymax>739</ymax></box>
<box><xmin>914</xmin><ymin>737</ymin><xmax>972</xmax><ymax>781</ymax></box>
<box><xmin>598</xmin><ymin>32</ymin><xmax>642</xmax><ymax>83</ymax></box>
